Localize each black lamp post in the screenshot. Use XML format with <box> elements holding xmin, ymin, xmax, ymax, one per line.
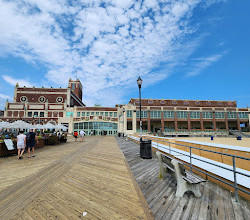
<box><xmin>137</xmin><ymin>77</ymin><xmax>142</xmax><ymax>142</ymax></box>
<box><xmin>137</xmin><ymin>77</ymin><xmax>152</xmax><ymax>159</ymax></box>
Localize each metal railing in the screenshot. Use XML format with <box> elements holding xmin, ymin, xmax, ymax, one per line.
<box><xmin>138</xmin><ymin>136</ymin><xmax>250</xmax><ymax>202</ymax></box>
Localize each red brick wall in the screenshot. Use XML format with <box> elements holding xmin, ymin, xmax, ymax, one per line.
<box><xmin>16</xmin><ymin>92</ymin><xmax>67</xmax><ymax>103</ymax></box>
<box><xmin>129</xmin><ymin>98</ymin><xmax>237</xmax><ymax>108</ymax></box>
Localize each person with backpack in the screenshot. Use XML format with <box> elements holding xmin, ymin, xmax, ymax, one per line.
<box><xmin>26</xmin><ymin>129</ymin><xmax>38</xmax><ymax>158</ymax></box>
<box><xmin>74</xmin><ymin>131</ymin><xmax>78</xmax><ymax>142</ymax></box>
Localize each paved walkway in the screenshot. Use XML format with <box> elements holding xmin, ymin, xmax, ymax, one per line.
<box><xmin>0</xmin><ymin>136</ymin><xmax>153</xmax><ymax>220</ymax></box>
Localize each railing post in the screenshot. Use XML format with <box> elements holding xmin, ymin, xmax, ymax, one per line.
<box><xmin>232</xmin><ymin>156</ymin><xmax>239</xmax><ymax>202</ymax></box>
<box><xmin>157</xmin><ymin>140</ymin><xmax>158</xmax><ymax>150</ymax></box>
<box><xmin>169</xmin><ymin>143</ymin><xmax>171</xmax><ymax>156</ymax></box>
<box><xmin>190</xmin><ymin>147</ymin><xmax>192</xmax><ymax>172</ymax></box>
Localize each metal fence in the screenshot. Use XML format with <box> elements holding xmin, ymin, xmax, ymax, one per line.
<box><xmin>140</xmin><ymin>136</ymin><xmax>250</xmax><ymax>202</ymax></box>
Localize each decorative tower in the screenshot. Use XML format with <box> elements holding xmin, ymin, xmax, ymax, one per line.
<box><xmin>68</xmin><ymin>78</ymin><xmax>83</xmax><ymax>101</ymax></box>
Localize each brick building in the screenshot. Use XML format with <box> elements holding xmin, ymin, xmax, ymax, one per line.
<box><xmin>118</xmin><ymin>98</ymin><xmax>250</xmax><ymax>135</ymax></box>
<box><xmin>1</xmin><ymin>78</ymin><xmax>249</xmax><ymax>135</ymax></box>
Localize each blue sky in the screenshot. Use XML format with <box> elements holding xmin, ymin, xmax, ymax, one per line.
<box><xmin>0</xmin><ymin>0</ymin><xmax>249</xmax><ymax>108</ymax></box>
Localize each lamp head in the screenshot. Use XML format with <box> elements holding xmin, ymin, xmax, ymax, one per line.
<box><xmin>137</xmin><ymin>77</ymin><xmax>142</xmax><ymax>88</ymax></box>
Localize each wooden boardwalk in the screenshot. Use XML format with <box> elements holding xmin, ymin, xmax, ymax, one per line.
<box><xmin>117</xmin><ymin>138</ymin><xmax>250</xmax><ymax>220</ymax></box>
<box><xmin>0</xmin><ymin>136</ymin><xmax>153</xmax><ymax>220</ymax></box>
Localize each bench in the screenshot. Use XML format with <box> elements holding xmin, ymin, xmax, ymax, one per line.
<box><xmin>156</xmin><ymin>151</ymin><xmax>206</xmax><ymax>197</ymax></box>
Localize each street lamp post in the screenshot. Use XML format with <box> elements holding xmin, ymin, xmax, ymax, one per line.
<box><xmin>137</xmin><ymin>77</ymin><xmax>142</xmax><ymax>142</ymax></box>
<box><xmin>137</xmin><ymin>77</ymin><xmax>152</xmax><ymax>159</ymax></box>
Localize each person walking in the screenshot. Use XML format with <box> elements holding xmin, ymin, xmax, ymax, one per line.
<box><xmin>26</xmin><ymin>129</ymin><xmax>38</xmax><ymax>158</ymax></box>
<box><xmin>74</xmin><ymin>131</ymin><xmax>78</xmax><ymax>142</ymax></box>
<box><xmin>17</xmin><ymin>130</ymin><xmax>26</xmax><ymax>159</ymax></box>
<box><xmin>79</xmin><ymin>130</ymin><xmax>86</xmax><ymax>142</ymax></box>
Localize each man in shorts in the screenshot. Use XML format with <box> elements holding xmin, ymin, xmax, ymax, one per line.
<box><xmin>26</xmin><ymin>129</ymin><xmax>37</xmax><ymax>158</ymax></box>
<box><xmin>79</xmin><ymin>130</ymin><xmax>86</xmax><ymax>142</ymax></box>
<box><xmin>74</xmin><ymin>131</ymin><xmax>78</xmax><ymax>142</ymax></box>
<box><xmin>17</xmin><ymin>130</ymin><xmax>26</xmax><ymax>159</ymax></box>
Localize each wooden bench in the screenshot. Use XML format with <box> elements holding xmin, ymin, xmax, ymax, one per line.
<box><xmin>156</xmin><ymin>151</ymin><xmax>206</xmax><ymax>197</ymax></box>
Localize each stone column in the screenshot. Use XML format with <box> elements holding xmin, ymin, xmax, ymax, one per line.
<box><xmin>124</xmin><ymin>110</ymin><xmax>127</xmax><ymax>134</ymax></box>
<box><xmin>187</xmin><ymin>112</ymin><xmax>191</xmax><ymax>131</ymax></box>
<box><xmin>237</xmin><ymin>112</ymin><xmax>241</xmax><ymax>131</ymax></box>
<box><xmin>213</xmin><ymin>112</ymin><xmax>216</xmax><ymax>131</ymax></box>
<box><xmin>200</xmin><ymin>112</ymin><xmax>204</xmax><ymax>131</ymax></box>
<box><xmin>161</xmin><ymin>111</ymin><xmax>164</xmax><ymax>132</ymax></box>
<box><xmin>174</xmin><ymin>111</ymin><xmax>178</xmax><ymax>132</ymax></box>
<box><xmin>132</xmin><ymin>110</ymin><xmax>137</xmax><ymax>134</ymax></box>
<box><xmin>147</xmin><ymin>110</ymin><xmax>151</xmax><ymax>132</ymax></box>
<box><xmin>225</xmin><ymin>111</ymin><xmax>229</xmax><ymax>132</ymax></box>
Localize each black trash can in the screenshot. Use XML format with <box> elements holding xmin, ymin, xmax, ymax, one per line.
<box><xmin>118</xmin><ymin>133</ymin><xmax>121</xmax><ymax>137</ymax></box>
<box><xmin>140</xmin><ymin>140</ymin><xmax>152</xmax><ymax>159</ymax></box>
<box><xmin>211</xmin><ymin>136</ymin><xmax>214</xmax><ymax>141</ymax></box>
<box><xmin>237</xmin><ymin>136</ymin><xmax>241</xmax><ymax>140</ymax></box>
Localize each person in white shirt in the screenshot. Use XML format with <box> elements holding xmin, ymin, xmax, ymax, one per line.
<box><xmin>79</xmin><ymin>130</ymin><xmax>86</xmax><ymax>142</ymax></box>
<box><xmin>17</xmin><ymin>130</ymin><xmax>26</xmax><ymax>159</ymax></box>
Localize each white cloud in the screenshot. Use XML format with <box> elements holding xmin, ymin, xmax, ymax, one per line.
<box><xmin>186</xmin><ymin>52</ymin><xmax>227</xmax><ymax>77</ymax></box>
<box><xmin>2</xmin><ymin>75</ymin><xmax>34</xmax><ymax>87</ymax></box>
<box><xmin>0</xmin><ymin>0</ymin><xmax>225</xmax><ymax>106</ymax></box>
<box><xmin>0</xmin><ymin>93</ymin><xmax>11</xmax><ymax>100</ymax></box>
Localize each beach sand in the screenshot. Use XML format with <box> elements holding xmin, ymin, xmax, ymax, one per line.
<box><xmin>175</xmin><ymin>137</ymin><xmax>250</xmax><ymax>148</ymax></box>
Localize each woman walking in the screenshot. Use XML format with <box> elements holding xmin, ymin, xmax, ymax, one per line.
<box><xmin>17</xmin><ymin>130</ymin><xmax>26</xmax><ymax>159</ymax></box>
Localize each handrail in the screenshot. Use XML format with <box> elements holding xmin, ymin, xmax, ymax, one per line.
<box><xmin>130</xmin><ymin>135</ymin><xmax>250</xmax><ymax>202</ymax></box>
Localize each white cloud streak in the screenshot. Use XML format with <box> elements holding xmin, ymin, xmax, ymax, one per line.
<box><xmin>2</xmin><ymin>75</ymin><xmax>34</xmax><ymax>87</ymax></box>
<box><xmin>186</xmin><ymin>52</ymin><xmax>227</xmax><ymax>77</ymax></box>
<box><xmin>0</xmin><ymin>0</ymin><xmax>225</xmax><ymax>106</ymax></box>
<box><xmin>0</xmin><ymin>93</ymin><xmax>11</xmax><ymax>100</ymax></box>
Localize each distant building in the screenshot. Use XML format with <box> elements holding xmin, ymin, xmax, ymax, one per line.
<box><xmin>118</xmin><ymin>98</ymin><xmax>249</xmax><ymax>135</ymax></box>
<box><xmin>1</xmin><ymin>79</ymin><xmax>249</xmax><ymax>135</ymax></box>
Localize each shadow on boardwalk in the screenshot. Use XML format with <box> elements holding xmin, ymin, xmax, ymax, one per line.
<box><xmin>117</xmin><ymin>137</ymin><xmax>250</xmax><ymax>220</ymax></box>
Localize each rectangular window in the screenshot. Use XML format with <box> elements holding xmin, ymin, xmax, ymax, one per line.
<box><xmin>79</xmin><ymin>123</ymin><xmax>83</xmax><ymax>129</ymax></box>
<box><xmin>105</xmin><ymin>112</ymin><xmax>108</xmax><ymax>116</ymax></box>
<box><xmin>226</xmin><ymin>112</ymin><xmax>236</xmax><ymax>119</ymax></box>
<box><xmin>89</xmin><ymin>122</ymin><xmax>93</xmax><ymax>129</ymax></box>
<box><xmin>40</xmin><ymin>112</ymin><xmax>44</xmax><ymax>117</ymax></box>
<box><xmin>100</xmin><ymin>112</ymin><xmax>104</xmax><ymax>116</ymax></box>
<box><xmin>74</xmin><ymin>123</ymin><xmax>78</xmax><ymax>129</ymax></box>
<box><xmin>66</xmin><ymin>112</ymin><xmax>73</xmax><ymax>117</ymax></box>
<box><xmin>84</xmin><ymin>122</ymin><xmax>88</xmax><ymax>129</ymax></box>
<box><xmin>150</xmin><ymin>111</ymin><xmax>161</xmax><ymax>118</ymax></box>
<box><xmin>177</xmin><ymin>111</ymin><xmax>188</xmax><ymax>119</ymax></box>
<box><xmin>72</xmin><ymin>83</ymin><xmax>75</xmax><ymax>90</ymax></box>
<box><xmin>91</xmin><ymin>112</ymin><xmax>94</xmax><ymax>116</ymax></box>
<box><xmin>28</xmin><ymin>112</ymin><xmax>32</xmax><ymax>117</ymax></box>
<box><xmin>215</xmin><ymin>112</ymin><xmax>225</xmax><ymax>119</ymax></box>
<box><xmin>77</xmin><ymin>112</ymin><xmax>80</xmax><ymax>117</ymax></box>
<box><xmin>202</xmin><ymin>112</ymin><xmax>213</xmax><ymax>119</ymax></box>
<box><xmin>109</xmin><ymin>112</ymin><xmax>113</xmax><ymax>117</ymax></box>
<box><xmin>189</xmin><ymin>111</ymin><xmax>200</xmax><ymax>119</ymax></box>
<box><xmin>86</xmin><ymin>112</ymin><xmax>90</xmax><ymax>116</ymax></box>
<box><xmin>82</xmin><ymin>112</ymin><xmax>85</xmax><ymax>117</ymax></box>
<box><xmin>238</xmin><ymin>112</ymin><xmax>248</xmax><ymax>119</ymax></box>
<box><xmin>114</xmin><ymin>112</ymin><xmax>117</xmax><ymax>117</ymax></box>
<box><xmin>163</xmin><ymin>111</ymin><xmax>175</xmax><ymax>119</ymax></box>
<box><xmin>127</xmin><ymin>110</ymin><xmax>132</xmax><ymax>118</ymax></box>
<box><xmin>136</xmin><ymin>111</ymin><xmax>148</xmax><ymax>118</ymax></box>
<box><xmin>33</xmin><ymin>112</ymin><xmax>38</xmax><ymax>117</ymax></box>
<box><xmin>96</xmin><ymin>112</ymin><xmax>99</xmax><ymax>115</ymax></box>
